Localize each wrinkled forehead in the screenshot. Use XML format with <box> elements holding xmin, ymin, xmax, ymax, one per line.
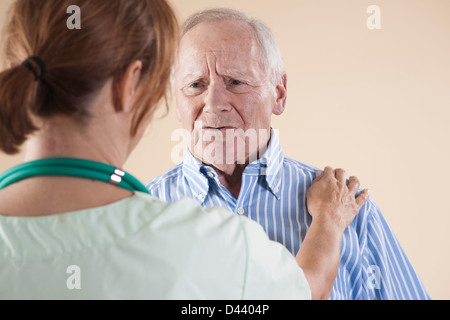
<box><xmin>175</xmin><ymin>20</ymin><xmax>264</xmax><ymax>77</ymax></box>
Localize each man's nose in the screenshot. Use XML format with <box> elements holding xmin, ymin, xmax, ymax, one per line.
<box><xmin>203</xmin><ymin>80</ymin><xmax>232</xmax><ymax>113</ymax></box>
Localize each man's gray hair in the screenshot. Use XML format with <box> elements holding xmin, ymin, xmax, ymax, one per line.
<box><xmin>181</xmin><ymin>8</ymin><xmax>285</xmax><ymax>84</ymax></box>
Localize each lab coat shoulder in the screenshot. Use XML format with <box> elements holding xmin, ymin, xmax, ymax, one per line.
<box><xmin>134</xmin><ymin>192</ymin><xmax>311</xmax><ymax>299</ymax></box>
<box><xmin>237</xmin><ymin>214</ymin><xmax>312</xmax><ymax>300</ymax></box>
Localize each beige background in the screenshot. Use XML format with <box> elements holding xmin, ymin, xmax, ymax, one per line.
<box><xmin>1</xmin><ymin>0</ymin><xmax>449</xmax><ymax>299</ymax></box>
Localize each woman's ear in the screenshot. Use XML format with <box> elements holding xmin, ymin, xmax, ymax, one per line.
<box><xmin>120</xmin><ymin>60</ymin><xmax>143</xmax><ymax>113</ymax></box>
<box><xmin>272</xmin><ymin>73</ymin><xmax>287</xmax><ymax>116</ymax></box>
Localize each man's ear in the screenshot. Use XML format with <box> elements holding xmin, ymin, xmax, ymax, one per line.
<box><xmin>272</xmin><ymin>73</ymin><xmax>287</xmax><ymax>116</ymax></box>
<box><xmin>120</xmin><ymin>60</ymin><xmax>143</xmax><ymax>113</ymax></box>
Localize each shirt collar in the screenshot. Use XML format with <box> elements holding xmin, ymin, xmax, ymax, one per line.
<box><xmin>182</xmin><ymin>128</ymin><xmax>284</xmax><ymax>203</ymax></box>
<box><xmin>251</xmin><ymin>128</ymin><xmax>284</xmax><ymax>199</ymax></box>
<box><xmin>182</xmin><ymin>149</ymin><xmax>211</xmax><ymax>204</ymax></box>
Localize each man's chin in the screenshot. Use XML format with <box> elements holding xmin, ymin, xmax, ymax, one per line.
<box><xmin>192</xmin><ymin>143</ymin><xmax>247</xmax><ymax>166</ymax></box>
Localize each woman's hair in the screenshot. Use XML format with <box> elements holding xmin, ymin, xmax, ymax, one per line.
<box><xmin>180</xmin><ymin>8</ymin><xmax>285</xmax><ymax>85</ymax></box>
<box><xmin>0</xmin><ymin>0</ymin><xmax>179</xmax><ymax>154</ymax></box>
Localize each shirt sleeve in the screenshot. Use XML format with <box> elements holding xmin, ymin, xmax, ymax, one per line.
<box><xmin>359</xmin><ymin>199</ymin><xmax>430</xmax><ymax>300</ymax></box>
<box><xmin>238</xmin><ymin>216</ymin><xmax>311</xmax><ymax>300</ymax></box>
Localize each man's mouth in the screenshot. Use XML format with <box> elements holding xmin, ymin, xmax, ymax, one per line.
<box><xmin>204</xmin><ymin>126</ymin><xmax>235</xmax><ymax>131</ymax></box>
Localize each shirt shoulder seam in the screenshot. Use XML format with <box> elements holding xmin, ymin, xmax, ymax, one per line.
<box><xmin>283</xmin><ymin>157</ymin><xmax>319</xmax><ymax>173</ymax></box>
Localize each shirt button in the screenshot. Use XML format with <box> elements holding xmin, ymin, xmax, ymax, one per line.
<box><xmin>274</xmin><ymin>187</ymin><xmax>279</xmax><ymax>193</ymax></box>
<box><xmin>207</xmin><ymin>172</ymin><xmax>214</xmax><ymax>178</ymax></box>
<box><xmin>197</xmin><ymin>194</ymin><xmax>204</xmax><ymax>201</ymax></box>
<box><xmin>237</xmin><ymin>207</ymin><xmax>245</xmax><ymax>215</ymax></box>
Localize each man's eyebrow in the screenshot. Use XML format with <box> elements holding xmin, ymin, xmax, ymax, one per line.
<box><xmin>180</xmin><ymin>69</ymin><xmax>256</xmax><ymax>84</ymax></box>
<box><xmin>182</xmin><ymin>72</ymin><xmax>206</xmax><ymax>83</ymax></box>
<box><xmin>224</xmin><ymin>68</ymin><xmax>265</xmax><ymax>84</ymax></box>
<box><xmin>222</xmin><ymin>69</ymin><xmax>252</xmax><ymax>78</ymax></box>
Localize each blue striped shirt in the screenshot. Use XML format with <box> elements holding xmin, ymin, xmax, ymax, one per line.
<box><xmin>147</xmin><ymin>131</ymin><xmax>430</xmax><ymax>300</ymax></box>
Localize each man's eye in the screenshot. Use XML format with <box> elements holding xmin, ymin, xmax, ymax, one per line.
<box><xmin>230</xmin><ymin>79</ymin><xmax>243</xmax><ymax>86</ymax></box>
<box><xmin>183</xmin><ymin>81</ymin><xmax>206</xmax><ymax>96</ymax></box>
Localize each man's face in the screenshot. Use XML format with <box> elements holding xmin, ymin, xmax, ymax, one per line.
<box><xmin>173</xmin><ymin>20</ymin><xmax>286</xmax><ymax>166</ymax></box>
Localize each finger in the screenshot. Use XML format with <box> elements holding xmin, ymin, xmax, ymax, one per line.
<box><xmin>323</xmin><ymin>166</ymin><xmax>334</xmax><ymax>180</ymax></box>
<box><xmin>347</xmin><ymin>176</ymin><xmax>360</xmax><ymax>194</ymax></box>
<box><xmin>335</xmin><ymin>168</ymin><xmax>346</xmax><ymax>184</ymax></box>
<box><xmin>355</xmin><ymin>189</ymin><xmax>370</xmax><ymax>210</ymax></box>
<box><xmin>314</xmin><ymin>170</ymin><xmax>324</xmax><ymax>181</ymax></box>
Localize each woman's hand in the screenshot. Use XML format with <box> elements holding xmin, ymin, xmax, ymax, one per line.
<box><xmin>296</xmin><ymin>166</ymin><xmax>370</xmax><ymax>300</ymax></box>
<box><xmin>306</xmin><ymin>167</ymin><xmax>370</xmax><ymax>235</ymax></box>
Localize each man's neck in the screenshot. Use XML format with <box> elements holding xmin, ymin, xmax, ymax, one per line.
<box><xmin>191</xmin><ymin>131</ymin><xmax>273</xmax><ymax>199</ymax></box>
<box><xmin>208</xmin><ymin>163</ymin><xmax>246</xmax><ymax>199</ymax></box>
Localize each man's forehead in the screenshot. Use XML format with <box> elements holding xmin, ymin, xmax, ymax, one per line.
<box><xmin>183</xmin><ymin>19</ymin><xmax>255</xmax><ymax>42</ymax></box>
<box><xmin>179</xmin><ymin>67</ymin><xmax>252</xmax><ymax>82</ymax></box>
<box><xmin>175</xmin><ymin>50</ymin><xmax>260</xmax><ymax>81</ymax></box>
<box><xmin>176</xmin><ymin>24</ymin><xmax>263</xmax><ymax>78</ymax></box>
<box><xmin>179</xmin><ymin>39</ymin><xmax>258</xmax><ymax>60</ymax></box>
<box><xmin>178</xmin><ymin>20</ymin><xmax>260</xmax><ymax>57</ymax></box>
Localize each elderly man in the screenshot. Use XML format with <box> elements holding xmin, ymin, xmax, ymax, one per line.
<box><xmin>147</xmin><ymin>8</ymin><xmax>430</xmax><ymax>300</ymax></box>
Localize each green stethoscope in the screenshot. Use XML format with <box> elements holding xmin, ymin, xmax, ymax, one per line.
<box><xmin>0</xmin><ymin>158</ymin><xmax>150</xmax><ymax>194</ymax></box>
